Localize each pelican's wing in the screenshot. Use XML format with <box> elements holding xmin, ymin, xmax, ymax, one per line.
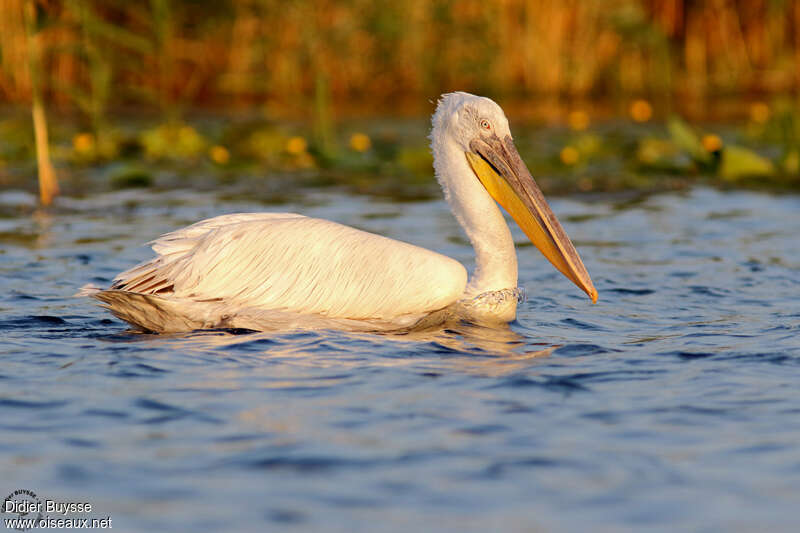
<box><xmin>111</xmin><ymin>213</ymin><xmax>467</xmax><ymax>319</ymax></box>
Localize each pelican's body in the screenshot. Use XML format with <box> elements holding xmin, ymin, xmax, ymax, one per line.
<box><xmin>90</xmin><ymin>93</ymin><xmax>596</xmax><ymax>332</ymax></box>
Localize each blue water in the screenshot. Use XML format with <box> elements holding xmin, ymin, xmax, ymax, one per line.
<box><xmin>1</xmin><ymin>186</ymin><xmax>799</xmax><ymax>532</ymax></box>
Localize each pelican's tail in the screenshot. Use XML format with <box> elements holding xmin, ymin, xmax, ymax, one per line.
<box><xmin>91</xmin><ymin>290</ymin><xmax>205</xmax><ymax>333</ymax></box>
<box><xmin>74</xmin><ymin>284</ymin><xmax>102</xmax><ymax>297</ymax></box>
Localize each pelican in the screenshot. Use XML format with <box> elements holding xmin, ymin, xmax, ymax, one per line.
<box><xmin>87</xmin><ymin>93</ymin><xmax>597</xmax><ymax>333</ymax></box>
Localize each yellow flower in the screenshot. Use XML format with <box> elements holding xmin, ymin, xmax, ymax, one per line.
<box><xmin>286</xmin><ymin>136</ymin><xmax>307</xmax><ymax>155</ymax></box>
<box><xmin>567</xmin><ymin>110</ymin><xmax>589</xmax><ymax>131</ymax></box>
<box><xmin>560</xmin><ymin>146</ymin><xmax>580</xmax><ymax>165</ymax></box>
<box><xmin>749</xmin><ymin>102</ymin><xmax>770</xmax><ymax>124</ymax></box>
<box><xmin>209</xmin><ymin>145</ymin><xmax>230</xmax><ymax>164</ymax></box>
<box><xmin>349</xmin><ymin>132</ymin><xmax>371</xmax><ymax>152</ymax></box>
<box><xmin>630</xmin><ymin>99</ymin><xmax>653</xmax><ymax>123</ymax></box>
<box><xmin>702</xmin><ymin>134</ymin><xmax>723</xmax><ymax>153</ymax></box>
<box><xmin>73</xmin><ymin>132</ymin><xmax>95</xmax><ymax>154</ymax></box>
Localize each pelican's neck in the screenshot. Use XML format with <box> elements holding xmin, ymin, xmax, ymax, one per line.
<box><xmin>432</xmin><ymin>135</ymin><xmax>518</xmax><ymax>296</ymax></box>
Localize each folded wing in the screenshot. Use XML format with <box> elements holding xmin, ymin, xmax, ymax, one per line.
<box><xmin>111</xmin><ymin>213</ymin><xmax>467</xmax><ymax>320</ymax></box>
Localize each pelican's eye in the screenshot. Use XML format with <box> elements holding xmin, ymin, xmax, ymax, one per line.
<box><xmin>480</xmin><ymin>119</ymin><xmax>491</xmax><ymax>131</ymax></box>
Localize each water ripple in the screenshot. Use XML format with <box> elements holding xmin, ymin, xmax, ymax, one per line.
<box><xmin>1</xmin><ymin>187</ymin><xmax>799</xmax><ymax>532</ymax></box>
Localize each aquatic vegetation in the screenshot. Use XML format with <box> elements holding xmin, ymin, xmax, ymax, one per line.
<box><xmin>394</xmin><ymin>146</ymin><xmax>433</xmax><ymax>179</ymax></box>
<box><xmin>208</xmin><ymin>145</ymin><xmax>230</xmax><ymax>165</ymax></box>
<box><xmin>285</xmin><ymin>136</ymin><xmax>308</xmax><ymax>156</ymax></box>
<box><xmin>1</xmin><ymin>100</ymin><xmax>799</xmax><ymax>200</ymax></box>
<box><xmin>560</xmin><ymin>146</ymin><xmax>580</xmax><ymax>166</ymax></box>
<box><xmin>666</xmin><ymin>116</ymin><xmax>710</xmax><ymax>167</ymax></box>
<box><xmin>718</xmin><ymin>145</ymin><xmax>774</xmax><ymax>182</ymax></box>
<box><xmin>69</xmin><ymin>130</ymin><xmax>121</xmax><ymax>163</ymax></box>
<box><xmin>0</xmin><ymin>1</ymin><xmax>798</xmax><ymax>202</ymax></box>
<box><xmin>108</xmin><ymin>163</ymin><xmax>153</xmax><ymax>189</ymax></box>
<box><xmin>629</xmin><ymin>100</ymin><xmax>653</xmax><ymax>123</ymax></box>
<box><xmin>638</xmin><ymin>114</ymin><xmax>793</xmax><ymax>185</ymax></box>
<box><xmin>635</xmin><ymin>138</ymin><xmax>684</xmax><ymax>172</ymax></box>
<box><xmin>783</xmin><ymin>150</ymin><xmax>799</xmax><ymax>176</ymax></box>
<box><xmin>349</xmin><ymin>133</ymin><xmax>371</xmax><ymax>153</ymax></box>
<box><xmin>567</xmin><ymin>110</ymin><xmax>590</xmax><ymax>132</ymax></box>
<box><xmin>140</xmin><ymin>123</ymin><xmax>206</xmax><ymax>161</ymax></box>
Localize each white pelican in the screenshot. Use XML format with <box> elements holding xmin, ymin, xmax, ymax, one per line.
<box><xmin>88</xmin><ymin>92</ymin><xmax>597</xmax><ymax>332</ymax></box>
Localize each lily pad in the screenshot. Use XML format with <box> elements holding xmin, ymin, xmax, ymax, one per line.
<box><xmin>719</xmin><ymin>145</ymin><xmax>775</xmax><ymax>180</ymax></box>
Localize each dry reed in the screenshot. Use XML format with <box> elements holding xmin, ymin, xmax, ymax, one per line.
<box><xmin>0</xmin><ymin>0</ymin><xmax>797</xmax><ymax>112</ymax></box>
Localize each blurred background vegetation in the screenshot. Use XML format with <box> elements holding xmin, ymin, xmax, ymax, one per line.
<box><xmin>1</xmin><ymin>0</ymin><xmax>799</xmax><ymax>203</ymax></box>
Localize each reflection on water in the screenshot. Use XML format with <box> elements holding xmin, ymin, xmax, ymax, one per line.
<box><xmin>32</xmin><ymin>209</ymin><xmax>55</xmax><ymax>248</ymax></box>
<box><xmin>170</xmin><ymin>324</ymin><xmax>555</xmax><ymax>379</ymax></box>
<box><xmin>1</xmin><ymin>186</ymin><xmax>799</xmax><ymax>532</ymax></box>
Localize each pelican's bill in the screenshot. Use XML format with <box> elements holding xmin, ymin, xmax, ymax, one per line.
<box><xmin>466</xmin><ymin>135</ymin><xmax>598</xmax><ymax>303</ymax></box>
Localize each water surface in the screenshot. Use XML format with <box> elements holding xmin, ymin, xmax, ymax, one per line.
<box><xmin>1</xmin><ymin>186</ymin><xmax>799</xmax><ymax>532</ymax></box>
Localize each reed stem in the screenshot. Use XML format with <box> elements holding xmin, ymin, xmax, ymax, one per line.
<box><xmin>23</xmin><ymin>0</ymin><xmax>58</xmax><ymax>206</ymax></box>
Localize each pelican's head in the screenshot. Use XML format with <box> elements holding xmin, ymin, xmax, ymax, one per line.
<box><xmin>432</xmin><ymin>92</ymin><xmax>598</xmax><ymax>303</ymax></box>
<box><xmin>432</xmin><ymin>92</ymin><xmax>512</xmax><ymax>151</ymax></box>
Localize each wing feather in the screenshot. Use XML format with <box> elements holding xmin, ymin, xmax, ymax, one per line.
<box><xmin>112</xmin><ymin>213</ymin><xmax>467</xmax><ymax>320</ymax></box>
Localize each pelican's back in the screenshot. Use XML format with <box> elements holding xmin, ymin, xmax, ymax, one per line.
<box><xmin>98</xmin><ymin>213</ymin><xmax>467</xmax><ymax>331</ymax></box>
